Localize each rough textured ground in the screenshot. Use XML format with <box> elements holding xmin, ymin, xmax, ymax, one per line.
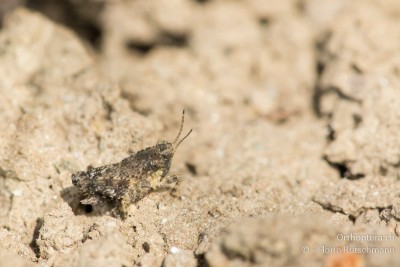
<box><xmin>0</xmin><ymin>1</ymin><xmax>400</xmax><ymax>266</ymax></box>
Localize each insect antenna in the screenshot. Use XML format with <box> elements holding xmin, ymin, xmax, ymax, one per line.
<box><xmin>172</xmin><ymin>110</ymin><xmax>192</xmax><ymax>150</ymax></box>
<box><xmin>173</xmin><ymin>109</ymin><xmax>186</xmax><ymax>144</ymax></box>
<box><xmin>175</xmin><ymin>129</ymin><xmax>193</xmax><ymax>150</ymax></box>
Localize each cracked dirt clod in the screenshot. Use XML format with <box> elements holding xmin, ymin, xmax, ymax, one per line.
<box><xmin>317</xmin><ymin>1</ymin><xmax>400</xmax><ymax>179</ymax></box>
<box><xmin>313</xmin><ymin>177</ymin><xmax>400</xmax><ymax>217</ymax></box>
<box><xmin>36</xmin><ymin>203</ymin><xmax>83</xmax><ymax>259</ymax></box>
<box><xmin>311</xmin><ymin>1</ymin><xmax>400</xmax><ymax>233</ymax></box>
<box><xmin>53</xmin><ymin>232</ymin><xmax>133</xmax><ymax>267</ymax></box>
<box><xmin>205</xmin><ymin>215</ymin><xmax>400</xmax><ymax>267</ymax></box>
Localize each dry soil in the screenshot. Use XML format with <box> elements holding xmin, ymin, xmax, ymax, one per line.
<box><xmin>1</xmin><ymin>1</ymin><xmax>400</xmax><ymax>267</ymax></box>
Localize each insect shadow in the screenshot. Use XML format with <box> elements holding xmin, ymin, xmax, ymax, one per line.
<box><xmin>60</xmin><ymin>185</ymin><xmax>112</xmax><ymax>216</ymax></box>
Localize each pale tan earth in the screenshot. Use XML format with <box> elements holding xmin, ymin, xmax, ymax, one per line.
<box><xmin>1</xmin><ymin>1</ymin><xmax>400</xmax><ymax>266</ymax></box>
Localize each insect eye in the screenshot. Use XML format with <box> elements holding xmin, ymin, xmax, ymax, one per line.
<box><xmin>149</xmin><ymin>161</ymin><xmax>157</xmax><ymax>168</ymax></box>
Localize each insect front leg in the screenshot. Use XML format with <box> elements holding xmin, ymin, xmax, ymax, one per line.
<box><xmin>118</xmin><ymin>193</ymin><xmax>133</xmax><ymax>219</ymax></box>
<box><xmin>160</xmin><ymin>173</ymin><xmax>181</xmax><ymax>197</ymax></box>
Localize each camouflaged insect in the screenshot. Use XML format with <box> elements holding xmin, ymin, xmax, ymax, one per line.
<box><xmin>72</xmin><ymin>110</ymin><xmax>192</xmax><ymax>217</ymax></box>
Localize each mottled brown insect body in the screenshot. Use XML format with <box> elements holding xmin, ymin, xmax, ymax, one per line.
<box><xmin>71</xmin><ymin>111</ymin><xmax>191</xmax><ymax>217</ymax></box>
